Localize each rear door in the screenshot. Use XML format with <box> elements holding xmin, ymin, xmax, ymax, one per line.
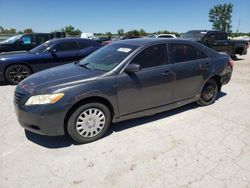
<box><xmin>32</xmin><ymin>41</ymin><xmax>81</xmax><ymax>70</ymax></box>
<box><xmin>51</xmin><ymin>41</ymin><xmax>81</xmax><ymax>63</ymax></box>
<box><xmin>35</xmin><ymin>34</ymin><xmax>50</xmax><ymax>45</ymax></box>
<box><xmin>77</xmin><ymin>40</ymin><xmax>100</xmax><ymax>59</ymax></box>
<box><xmin>19</xmin><ymin>34</ymin><xmax>36</xmax><ymax>51</ymax></box>
<box><xmin>169</xmin><ymin>42</ymin><xmax>212</xmax><ymax>102</ymax></box>
<box><xmin>117</xmin><ymin>43</ymin><xmax>174</xmax><ymax>115</ymax></box>
<box><xmin>206</xmin><ymin>32</ymin><xmax>229</xmax><ymax>53</ymax></box>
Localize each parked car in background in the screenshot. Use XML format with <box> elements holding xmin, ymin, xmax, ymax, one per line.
<box><xmin>120</xmin><ymin>35</ymin><xmax>141</xmax><ymax>40</ymax></box>
<box><xmin>146</xmin><ymin>34</ymin><xmax>177</xmax><ymax>38</ymax></box>
<box><xmin>0</xmin><ymin>32</ymin><xmax>65</xmax><ymax>53</ymax></box>
<box><xmin>181</xmin><ymin>30</ymin><xmax>248</xmax><ymax>59</ymax></box>
<box><xmin>80</xmin><ymin>33</ymin><xmax>99</xmax><ymax>40</ymax></box>
<box><xmin>14</xmin><ymin>38</ymin><xmax>233</xmax><ymax>144</ymax></box>
<box><xmin>0</xmin><ymin>38</ymin><xmax>101</xmax><ymax>84</ymax></box>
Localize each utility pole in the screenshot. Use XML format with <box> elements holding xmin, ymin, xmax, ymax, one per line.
<box><xmin>236</xmin><ymin>19</ymin><xmax>241</xmax><ymax>36</ymax></box>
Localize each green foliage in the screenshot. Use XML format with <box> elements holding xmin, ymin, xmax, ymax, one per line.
<box><xmin>156</xmin><ymin>30</ymin><xmax>181</xmax><ymax>37</ymax></box>
<box><xmin>117</xmin><ymin>29</ymin><xmax>124</xmax><ymax>36</ymax></box>
<box><xmin>61</xmin><ymin>25</ymin><xmax>81</xmax><ymax>36</ymax></box>
<box><xmin>126</xmin><ymin>30</ymin><xmax>140</xmax><ymax>37</ymax></box>
<box><xmin>0</xmin><ymin>26</ymin><xmax>17</xmax><ymax>34</ymax></box>
<box><xmin>230</xmin><ymin>32</ymin><xmax>250</xmax><ymax>37</ymax></box>
<box><xmin>106</xmin><ymin>32</ymin><xmax>112</xmax><ymax>38</ymax></box>
<box><xmin>139</xmin><ymin>29</ymin><xmax>146</xmax><ymax>36</ymax></box>
<box><xmin>209</xmin><ymin>3</ymin><xmax>233</xmax><ymax>33</ymax></box>
<box><xmin>23</xmin><ymin>28</ymin><xmax>33</xmax><ymax>33</ymax></box>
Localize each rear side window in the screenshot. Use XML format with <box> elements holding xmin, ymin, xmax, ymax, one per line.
<box><xmin>21</xmin><ymin>35</ymin><xmax>35</xmax><ymax>44</ymax></box>
<box><xmin>131</xmin><ymin>44</ymin><xmax>167</xmax><ymax>69</ymax></box>
<box><xmin>216</xmin><ymin>33</ymin><xmax>227</xmax><ymax>40</ymax></box>
<box><xmin>54</xmin><ymin>42</ymin><xmax>78</xmax><ymax>52</ymax></box>
<box><xmin>170</xmin><ymin>43</ymin><xmax>208</xmax><ymax>63</ymax></box>
<box><xmin>36</xmin><ymin>35</ymin><xmax>50</xmax><ymax>44</ymax></box>
<box><xmin>78</xmin><ymin>41</ymin><xmax>89</xmax><ymax>49</ymax></box>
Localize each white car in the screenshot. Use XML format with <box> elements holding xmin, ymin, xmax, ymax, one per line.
<box><xmin>81</xmin><ymin>33</ymin><xmax>99</xmax><ymax>40</ymax></box>
<box><xmin>146</xmin><ymin>34</ymin><xmax>177</xmax><ymax>38</ymax></box>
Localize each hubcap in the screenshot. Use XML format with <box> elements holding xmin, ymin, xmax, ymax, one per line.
<box><xmin>202</xmin><ymin>83</ymin><xmax>216</xmax><ymax>101</ymax></box>
<box><xmin>76</xmin><ymin>108</ymin><xmax>105</xmax><ymax>138</ymax></box>
<box><xmin>8</xmin><ymin>66</ymin><xmax>30</xmax><ymax>83</ymax></box>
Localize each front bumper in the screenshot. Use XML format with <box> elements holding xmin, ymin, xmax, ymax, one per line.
<box><xmin>14</xmin><ymin>103</ymin><xmax>69</xmax><ymax>136</ymax></box>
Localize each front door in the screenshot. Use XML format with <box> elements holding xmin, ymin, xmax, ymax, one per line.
<box><xmin>117</xmin><ymin>44</ymin><xmax>174</xmax><ymax>116</ymax></box>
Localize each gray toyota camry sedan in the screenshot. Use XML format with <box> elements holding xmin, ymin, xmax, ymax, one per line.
<box><xmin>14</xmin><ymin>38</ymin><xmax>233</xmax><ymax>143</ymax></box>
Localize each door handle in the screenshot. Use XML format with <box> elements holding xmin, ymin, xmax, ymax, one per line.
<box><xmin>162</xmin><ymin>71</ymin><xmax>173</xmax><ymax>76</ymax></box>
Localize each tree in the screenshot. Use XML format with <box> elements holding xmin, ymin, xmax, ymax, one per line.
<box><xmin>23</xmin><ymin>28</ymin><xmax>33</xmax><ymax>33</ymax></box>
<box><xmin>139</xmin><ymin>29</ymin><xmax>146</xmax><ymax>36</ymax></box>
<box><xmin>62</xmin><ymin>25</ymin><xmax>81</xmax><ymax>36</ymax></box>
<box><xmin>209</xmin><ymin>3</ymin><xmax>233</xmax><ymax>33</ymax></box>
<box><xmin>126</xmin><ymin>30</ymin><xmax>140</xmax><ymax>37</ymax></box>
<box><xmin>106</xmin><ymin>32</ymin><xmax>112</xmax><ymax>38</ymax></box>
<box><xmin>0</xmin><ymin>26</ymin><xmax>4</xmax><ymax>33</ymax></box>
<box><xmin>8</xmin><ymin>28</ymin><xmax>16</xmax><ymax>34</ymax></box>
<box><xmin>117</xmin><ymin>29</ymin><xmax>124</xmax><ymax>36</ymax></box>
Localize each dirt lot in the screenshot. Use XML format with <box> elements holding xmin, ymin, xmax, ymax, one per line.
<box><xmin>1</xmin><ymin>53</ymin><xmax>250</xmax><ymax>188</ymax></box>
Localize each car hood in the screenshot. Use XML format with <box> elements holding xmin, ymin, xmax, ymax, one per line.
<box><xmin>0</xmin><ymin>51</ymin><xmax>35</xmax><ymax>61</ymax></box>
<box><xmin>18</xmin><ymin>63</ymin><xmax>105</xmax><ymax>94</ymax></box>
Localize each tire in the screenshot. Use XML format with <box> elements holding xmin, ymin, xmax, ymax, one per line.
<box><xmin>197</xmin><ymin>79</ymin><xmax>218</xmax><ymax>106</ymax></box>
<box><xmin>67</xmin><ymin>103</ymin><xmax>111</xmax><ymax>144</ymax></box>
<box><xmin>5</xmin><ymin>64</ymin><xmax>32</xmax><ymax>85</ymax></box>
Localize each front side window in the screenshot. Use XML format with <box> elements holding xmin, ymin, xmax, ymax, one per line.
<box><xmin>21</xmin><ymin>35</ymin><xmax>34</xmax><ymax>45</ymax></box>
<box><xmin>29</xmin><ymin>41</ymin><xmax>51</xmax><ymax>54</ymax></box>
<box><xmin>170</xmin><ymin>43</ymin><xmax>208</xmax><ymax>63</ymax></box>
<box><xmin>78</xmin><ymin>41</ymin><xmax>89</xmax><ymax>49</ymax></box>
<box><xmin>130</xmin><ymin>44</ymin><xmax>167</xmax><ymax>69</ymax></box>
<box><xmin>54</xmin><ymin>42</ymin><xmax>78</xmax><ymax>52</ymax></box>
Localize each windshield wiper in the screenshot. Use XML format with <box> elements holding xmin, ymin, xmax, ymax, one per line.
<box><xmin>77</xmin><ymin>63</ymin><xmax>92</xmax><ymax>70</ymax></box>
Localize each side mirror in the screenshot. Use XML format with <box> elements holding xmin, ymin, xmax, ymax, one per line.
<box><xmin>49</xmin><ymin>48</ymin><xmax>57</xmax><ymax>54</ymax></box>
<box><xmin>125</xmin><ymin>63</ymin><xmax>141</xmax><ymax>73</ymax></box>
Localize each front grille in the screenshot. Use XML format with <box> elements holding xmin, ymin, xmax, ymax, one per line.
<box><xmin>14</xmin><ymin>91</ymin><xmax>27</xmax><ymax>104</ymax></box>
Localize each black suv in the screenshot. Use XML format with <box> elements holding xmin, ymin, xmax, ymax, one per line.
<box><xmin>14</xmin><ymin>39</ymin><xmax>233</xmax><ymax>143</ymax></box>
<box><xmin>0</xmin><ymin>32</ymin><xmax>65</xmax><ymax>53</ymax></box>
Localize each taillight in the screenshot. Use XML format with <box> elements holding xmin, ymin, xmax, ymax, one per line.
<box><xmin>228</xmin><ymin>58</ymin><xmax>234</xmax><ymax>67</ymax></box>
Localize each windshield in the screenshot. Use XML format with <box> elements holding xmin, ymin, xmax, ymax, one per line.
<box><xmin>181</xmin><ymin>31</ymin><xmax>206</xmax><ymax>40</ymax></box>
<box><xmin>29</xmin><ymin>42</ymin><xmax>50</xmax><ymax>54</ymax></box>
<box><xmin>79</xmin><ymin>43</ymin><xmax>139</xmax><ymax>71</ymax></box>
<box><xmin>145</xmin><ymin>34</ymin><xmax>156</xmax><ymax>38</ymax></box>
<box><xmin>0</xmin><ymin>35</ymin><xmax>21</xmax><ymax>44</ymax></box>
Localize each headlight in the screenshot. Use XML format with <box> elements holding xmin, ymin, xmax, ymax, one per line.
<box><xmin>25</xmin><ymin>93</ymin><xmax>64</xmax><ymax>106</ymax></box>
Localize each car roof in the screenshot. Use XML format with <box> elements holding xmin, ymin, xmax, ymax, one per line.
<box><xmin>186</xmin><ymin>30</ymin><xmax>225</xmax><ymax>33</ymax></box>
<box><xmin>47</xmin><ymin>37</ymin><xmax>95</xmax><ymax>44</ymax></box>
<box><xmin>114</xmin><ymin>38</ymin><xmax>191</xmax><ymax>46</ymax></box>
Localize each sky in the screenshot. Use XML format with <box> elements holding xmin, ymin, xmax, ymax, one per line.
<box><xmin>0</xmin><ymin>0</ymin><xmax>250</xmax><ymax>34</ymax></box>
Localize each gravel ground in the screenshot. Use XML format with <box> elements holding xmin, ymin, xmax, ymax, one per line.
<box><xmin>0</xmin><ymin>53</ymin><xmax>250</xmax><ymax>188</ymax></box>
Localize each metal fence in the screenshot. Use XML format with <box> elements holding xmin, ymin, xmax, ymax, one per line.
<box><xmin>0</xmin><ymin>34</ymin><xmax>16</xmax><ymax>41</ymax></box>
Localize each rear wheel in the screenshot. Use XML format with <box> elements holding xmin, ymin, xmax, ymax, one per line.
<box><xmin>5</xmin><ymin>64</ymin><xmax>32</xmax><ymax>85</ymax></box>
<box><xmin>67</xmin><ymin>103</ymin><xmax>111</xmax><ymax>144</ymax></box>
<box><xmin>197</xmin><ymin>79</ymin><xmax>218</xmax><ymax>106</ymax></box>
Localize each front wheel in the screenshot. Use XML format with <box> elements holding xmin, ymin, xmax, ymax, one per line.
<box><xmin>197</xmin><ymin>79</ymin><xmax>218</xmax><ymax>106</ymax></box>
<box><xmin>5</xmin><ymin>64</ymin><xmax>32</xmax><ymax>85</ymax></box>
<box><xmin>67</xmin><ymin>103</ymin><xmax>111</xmax><ymax>144</ymax></box>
